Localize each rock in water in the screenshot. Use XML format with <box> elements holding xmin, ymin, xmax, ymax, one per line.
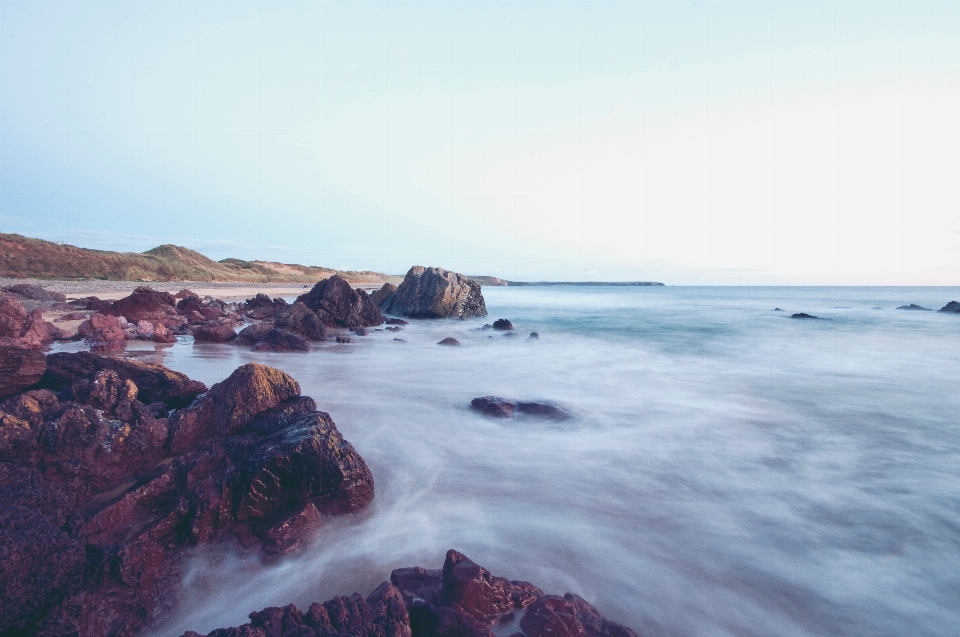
<box><xmin>251</xmin><ymin>329</ymin><xmax>311</xmax><ymax>352</ymax></box>
<box><xmin>180</xmin><ymin>550</ymin><xmax>638</xmax><ymax>637</ymax></box>
<box><xmin>381</xmin><ymin>266</ymin><xmax>487</xmax><ymax>319</ymax></box>
<box><xmin>896</xmin><ymin>304</ymin><xmax>931</xmax><ymax>311</ymax></box>
<box><xmin>471</xmin><ymin>396</ymin><xmax>572</xmax><ymax>421</ymax></box>
<box><xmin>297</xmin><ymin>275</ymin><xmax>383</xmax><ymax>328</ymax></box>
<box><xmin>938</xmin><ymin>301</ymin><xmax>960</xmax><ymax>313</ymax></box>
<box><xmin>438</xmin><ymin>337</ymin><xmax>460</xmax><ymax>346</ymax></box>
<box><xmin>372</xmin><ymin>282</ymin><xmax>398</xmax><ymax>306</ymax></box>
<box><xmin>273</xmin><ymin>301</ymin><xmax>328</xmax><ymax>340</ymax></box>
<box><xmin>77</xmin><ymin>313</ymin><xmax>127</xmax><ymax>351</ymax></box>
<box><xmin>111</xmin><ymin>286</ymin><xmax>184</xmax><ymax>327</ymax></box>
<box><xmin>192</xmin><ymin>321</ymin><xmax>238</xmax><ymax>343</ymax></box>
<box><xmin>790</xmin><ymin>313</ymin><xmax>819</xmax><ymax>319</ymax></box>
<box><xmin>0</xmin><ymin>346</ymin><xmax>46</xmax><ymax>397</ymax></box>
<box><xmin>0</xmin><ymin>356</ymin><xmax>373</xmax><ymax>637</ymax></box>
<box><xmin>492</xmin><ymin>318</ymin><xmax>513</xmax><ymax>330</ymax></box>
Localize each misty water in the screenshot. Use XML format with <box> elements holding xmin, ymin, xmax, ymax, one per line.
<box><xmin>117</xmin><ymin>286</ymin><xmax>960</xmax><ymax>637</ymax></box>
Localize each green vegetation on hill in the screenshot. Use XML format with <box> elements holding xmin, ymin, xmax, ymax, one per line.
<box><xmin>0</xmin><ymin>233</ymin><xmax>401</xmax><ymax>285</ymax></box>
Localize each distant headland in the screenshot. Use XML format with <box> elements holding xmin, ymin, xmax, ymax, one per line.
<box><xmin>468</xmin><ymin>275</ymin><xmax>664</xmax><ymax>287</ymax></box>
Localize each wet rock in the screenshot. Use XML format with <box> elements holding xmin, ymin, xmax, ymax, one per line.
<box><xmin>181</xmin><ymin>550</ymin><xmax>635</xmax><ymax>637</ymax></box>
<box><xmin>386</xmin><ymin>326</ymin><xmax>402</xmax><ymax>332</ymax></box>
<box><xmin>471</xmin><ymin>397</ymin><xmax>572</xmax><ymax>421</ymax></box>
<box><xmin>243</xmin><ymin>293</ymin><xmax>288</xmax><ymax>320</ymax></box>
<box><xmin>438</xmin><ymin>337</ymin><xmax>460</xmax><ymax>347</ymax></box>
<box><xmin>274</xmin><ymin>301</ymin><xmax>327</xmax><ymax>340</ymax></box>
<box><xmin>516</xmin><ymin>402</ymin><xmax>572</xmax><ymax>421</ymax></box>
<box><xmin>112</xmin><ymin>287</ymin><xmax>182</xmax><ymax>327</ymax></box>
<box><xmin>192</xmin><ymin>322</ymin><xmax>238</xmax><ymax>343</ymax></box>
<box><xmin>40</xmin><ymin>351</ymin><xmax>207</xmax><ymax>409</ymax></box>
<box><xmin>393</xmin><ymin>338</ymin><xmax>407</xmax><ymax>342</ymax></box>
<box><xmin>2</xmin><ymin>283</ymin><xmax>66</xmax><ymax>303</ymax></box>
<box><xmin>381</xmin><ymin>266</ymin><xmax>486</xmax><ymax>319</ymax></box>
<box><xmin>177</xmin><ymin>295</ymin><xmax>227</xmax><ymax>322</ymax></box>
<box><xmin>0</xmin><ymin>346</ymin><xmax>46</xmax><ymax>398</ymax></box>
<box><xmin>336</xmin><ymin>335</ymin><xmax>354</xmax><ymax>344</ymax></box>
<box><xmin>297</xmin><ymin>275</ymin><xmax>383</xmax><ymax>328</ymax></box>
<box><xmin>529</xmin><ymin>332</ymin><xmax>539</xmax><ymax>339</ymax></box>
<box><xmin>896</xmin><ymin>304</ymin><xmax>930</xmax><ymax>311</ymax></box>
<box><xmin>492</xmin><ymin>319</ymin><xmax>513</xmax><ymax>330</ymax></box>
<box><xmin>502</xmin><ymin>332</ymin><xmax>519</xmax><ymax>338</ymax></box>
<box><xmin>385</xmin><ymin>318</ymin><xmax>409</xmax><ymax>326</ymax></box>
<box><xmin>372</xmin><ymin>282</ymin><xmax>398</xmax><ymax>307</ymax></box>
<box><xmin>790</xmin><ymin>313</ymin><xmax>819</xmax><ymax>319</ymax></box>
<box><xmin>0</xmin><ymin>359</ymin><xmax>373</xmax><ymax>637</ymax></box>
<box><xmin>237</xmin><ymin>322</ymin><xmax>274</xmax><ymax>344</ymax></box>
<box><xmin>471</xmin><ymin>396</ymin><xmax>515</xmax><ymax>418</ymax></box>
<box><xmin>938</xmin><ymin>301</ymin><xmax>960</xmax><ymax>313</ymax></box>
<box><xmin>77</xmin><ymin>313</ymin><xmax>127</xmax><ymax>351</ymax></box>
<box><xmin>251</xmin><ymin>329</ymin><xmax>311</xmax><ymax>353</ymax></box>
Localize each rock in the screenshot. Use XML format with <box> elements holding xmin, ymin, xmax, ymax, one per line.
<box><xmin>372</xmin><ymin>282</ymin><xmax>398</xmax><ymax>306</ymax></box>
<box><xmin>438</xmin><ymin>337</ymin><xmax>460</xmax><ymax>346</ymax></box>
<box><xmin>175</xmin><ymin>289</ymin><xmax>200</xmax><ymax>300</ymax></box>
<box><xmin>135</xmin><ymin>320</ymin><xmax>156</xmax><ymax>340</ymax></box>
<box><xmin>152</xmin><ymin>322</ymin><xmax>177</xmax><ymax>343</ymax></box>
<box><xmin>470</xmin><ymin>396</ymin><xmax>515</xmax><ymax>418</ymax></box>
<box><xmin>938</xmin><ymin>301</ymin><xmax>960</xmax><ymax>313</ymax></box>
<box><xmin>393</xmin><ymin>338</ymin><xmax>406</xmax><ymax>342</ymax></box>
<box><xmin>790</xmin><ymin>313</ymin><xmax>819</xmax><ymax>319</ymax></box>
<box><xmin>176</xmin><ymin>296</ymin><xmax>227</xmax><ymax>322</ymax></box>
<box><xmin>471</xmin><ymin>397</ymin><xmax>572</xmax><ymax>421</ymax></box>
<box><xmin>381</xmin><ymin>266</ymin><xmax>487</xmax><ymax>319</ymax></box>
<box><xmin>40</xmin><ymin>351</ymin><xmax>207</xmax><ymax>409</ymax></box>
<box><xmin>273</xmin><ymin>302</ymin><xmax>327</xmax><ymax>340</ymax></box>
<box><xmin>502</xmin><ymin>332</ymin><xmax>519</xmax><ymax>338</ymax></box>
<box><xmin>243</xmin><ymin>293</ymin><xmax>288</xmax><ymax>320</ymax></box>
<box><xmin>297</xmin><ymin>275</ymin><xmax>383</xmax><ymax>328</ymax></box>
<box><xmin>55</xmin><ymin>312</ymin><xmax>89</xmax><ymax>322</ymax></box>
<box><xmin>69</xmin><ymin>296</ymin><xmax>115</xmax><ymax>313</ymax></box>
<box><xmin>385</xmin><ymin>318</ymin><xmax>408</xmax><ymax>326</ymax></box>
<box><xmin>237</xmin><ymin>322</ymin><xmax>274</xmax><ymax>344</ymax></box>
<box><xmin>773</xmin><ymin>308</ymin><xmax>783</xmax><ymax>311</ymax></box>
<box><xmin>0</xmin><ymin>309</ymin><xmax>63</xmax><ymax>349</ymax></box>
<box><xmin>492</xmin><ymin>319</ymin><xmax>513</xmax><ymax>330</ymax></box>
<box><xmin>192</xmin><ymin>322</ymin><xmax>238</xmax><ymax>343</ymax></box>
<box><xmin>529</xmin><ymin>332</ymin><xmax>539</xmax><ymax>339</ymax></box>
<box><xmin>111</xmin><ymin>286</ymin><xmax>182</xmax><ymax>326</ymax></box>
<box><xmin>251</xmin><ymin>329</ymin><xmax>311</xmax><ymax>353</ymax></box>
<box><xmin>896</xmin><ymin>304</ymin><xmax>930</xmax><ymax>311</ymax></box>
<box><xmin>181</xmin><ymin>550</ymin><xmax>635</xmax><ymax>637</ymax></box>
<box><xmin>0</xmin><ymin>360</ymin><xmax>373</xmax><ymax>637</ymax></box>
<box><xmin>0</xmin><ymin>294</ymin><xmax>28</xmax><ymax>338</ymax></box>
<box><xmin>386</xmin><ymin>326</ymin><xmax>402</xmax><ymax>332</ymax></box>
<box><xmin>1</xmin><ymin>283</ymin><xmax>66</xmax><ymax>303</ymax></box>
<box><xmin>352</xmin><ymin>327</ymin><xmax>369</xmax><ymax>336</ymax></box>
<box><xmin>336</xmin><ymin>335</ymin><xmax>354</xmax><ymax>344</ymax></box>
<box><xmin>77</xmin><ymin>313</ymin><xmax>127</xmax><ymax>351</ymax></box>
<box><xmin>0</xmin><ymin>346</ymin><xmax>46</xmax><ymax>398</ymax></box>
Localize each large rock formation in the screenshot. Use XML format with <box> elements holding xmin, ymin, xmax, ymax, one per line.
<box><xmin>296</xmin><ymin>275</ymin><xmax>383</xmax><ymax>328</ymax></box>
<box><xmin>938</xmin><ymin>301</ymin><xmax>960</xmax><ymax>313</ymax></box>
<box><xmin>381</xmin><ymin>267</ymin><xmax>486</xmax><ymax>319</ymax></box>
<box><xmin>110</xmin><ymin>286</ymin><xmax>185</xmax><ymax>327</ymax></box>
<box><xmin>0</xmin><ymin>294</ymin><xmax>69</xmax><ymax>349</ymax></box>
<box><xmin>178</xmin><ymin>550</ymin><xmax>637</xmax><ymax>637</ymax></box>
<box><xmin>0</xmin><ymin>355</ymin><xmax>373</xmax><ymax>637</ymax></box>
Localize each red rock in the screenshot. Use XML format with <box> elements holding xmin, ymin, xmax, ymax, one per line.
<box><xmin>0</xmin><ymin>346</ymin><xmax>46</xmax><ymax>398</ymax></box>
<box><xmin>112</xmin><ymin>287</ymin><xmax>179</xmax><ymax>323</ymax></box>
<box><xmin>55</xmin><ymin>312</ymin><xmax>89</xmax><ymax>322</ymax></box>
<box><xmin>251</xmin><ymin>329</ymin><xmax>310</xmax><ymax>352</ymax></box>
<box><xmin>192</xmin><ymin>322</ymin><xmax>237</xmax><ymax>343</ymax></box>
<box><xmin>0</xmin><ymin>294</ymin><xmax>28</xmax><ymax>339</ymax></box>
<box><xmin>520</xmin><ymin>594</ymin><xmax>638</xmax><ymax>637</ymax></box>
<box><xmin>152</xmin><ymin>322</ymin><xmax>177</xmax><ymax>343</ymax></box>
<box><xmin>78</xmin><ymin>313</ymin><xmax>127</xmax><ymax>351</ymax></box>
<box><xmin>296</xmin><ymin>275</ymin><xmax>383</xmax><ymax>328</ymax></box>
<box><xmin>175</xmin><ymin>289</ymin><xmax>200</xmax><ymax>300</ymax></box>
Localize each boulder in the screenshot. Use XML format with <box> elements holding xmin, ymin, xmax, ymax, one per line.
<box><xmin>438</xmin><ymin>337</ymin><xmax>460</xmax><ymax>347</ymax></box>
<box><xmin>176</xmin><ymin>296</ymin><xmax>226</xmax><ymax>322</ymax></box>
<box><xmin>135</xmin><ymin>320</ymin><xmax>177</xmax><ymax>343</ymax></box>
<box><xmin>381</xmin><ymin>266</ymin><xmax>486</xmax><ymax>319</ymax></box>
<box><xmin>372</xmin><ymin>282</ymin><xmax>398</xmax><ymax>306</ymax></box>
<box><xmin>111</xmin><ymin>287</ymin><xmax>181</xmax><ymax>325</ymax></box>
<box><xmin>1</xmin><ymin>283</ymin><xmax>66</xmax><ymax>303</ymax></box>
<box><xmin>336</xmin><ymin>335</ymin><xmax>354</xmax><ymax>344</ymax></box>
<box><xmin>251</xmin><ymin>329</ymin><xmax>311</xmax><ymax>353</ymax></box>
<box><xmin>273</xmin><ymin>302</ymin><xmax>327</xmax><ymax>340</ymax></box>
<box><xmin>296</xmin><ymin>275</ymin><xmax>383</xmax><ymax>328</ymax></box>
<box><xmin>68</xmin><ymin>296</ymin><xmax>115</xmax><ymax>313</ymax></box>
<box><xmin>492</xmin><ymin>319</ymin><xmax>513</xmax><ymax>330</ymax></box>
<box><xmin>237</xmin><ymin>323</ymin><xmax>274</xmax><ymax>345</ymax></box>
<box><xmin>470</xmin><ymin>396</ymin><xmax>515</xmax><ymax>418</ymax></box>
<box><xmin>179</xmin><ymin>550</ymin><xmax>636</xmax><ymax>637</ymax></box>
<box><xmin>0</xmin><ymin>346</ymin><xmax>46</xmax><ymax>398</ymax></box>
<box><xmin>471</xmin><ymin>397</ymin><xmax>572</xmax><ymax>421</ymax></box>
<box><xmin>1</xmin><ymin>359</ymin><xmax>373</xmax><ymax>637</ymax></box>
<box><xmin>529</xmin><ymin>332</ymin><xmax>540</xmax><ymax>339</ymax></box>
<box><xmin>0</xmin><ymin>294</ymin><xmax>28</xmax><ymax>338</ymax></box>
<box><xmin>502</xmin><ymin>331</ymin><xmax>519</xmax><ymax>338</ymax></box>
<box><xmin>77</xmin><ymin>313</ymin><xmax>127</xmax><ymax>351</ymax></box>
<box><xmin>938</xmin><ymin>301</ymin><xmax>960</xmax><ymax>313</ymax></box>
<box><xmin>243</xmin><ymin>294</ymin><xmax>288</xmax><ymax>320</ymax></box>
<box><xmin>192</xmin><ymin>322</ymin><xmax>237</xmax><ymax>343</ymax></box>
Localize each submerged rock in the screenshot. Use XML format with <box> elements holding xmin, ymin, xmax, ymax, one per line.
<box><xmin>529</xmin><ymin>332</ymin><xmax>540</xmax><ymax>339</ymax></box>
<box><xmin>0</xmin><ymin>355</ymin><xmax>373</xmax><ymax>637</ymax></box>
<box><xmin>381</xmin><ymin>266</ymin><xmax>486</xmax><ymax>319</ymax></box>
<box><xmin>471</xmin><ymin>396</ymin><xmax>572</xmax><ymax>421</ymax></box>
<box><xmin>790</xmin><ymin>313</ymin><xmax>819</xmax><ymax>319</ymax></box>
<box><xmin>385</xmin><ymin>317</ymin><xmax>409</xmax><ymax>326</ymax></box>
<box><xmin>896</xmin><ymin>304</ymin><xmax>931</xmax><ymax>311</ymax></box>
<box><xmin>252</xmin><ymin>329</ymin><xmax>310</xmax><ymax>352</ymax></box>
<box><xmin>297</xmin><ymin>275</ymin><xmax>383</xmax><ymax>328</ymax></box>
<box><xmin>438</xmin><ymin>337</ymin><xmax>461</xmax><ymax>346</ymax></box>
<box><xmin>180</xmin><ymin>550</ymin><xmax>637</xmax><ymax>637</ymax></box>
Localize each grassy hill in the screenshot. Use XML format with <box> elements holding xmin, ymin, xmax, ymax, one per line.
<box><xmin>0</xmin><ymin>233</ymin><xmax>401</xmax><ymax>285</ymax></box>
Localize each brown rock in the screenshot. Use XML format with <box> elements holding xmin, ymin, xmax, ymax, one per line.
<box><xmin>77</xmin><ymin>313</ymin><xmax>127</xmax><ymax>351</ymax></box>
<box><xmin>2</xmin><ymin>283</ymin><xmax>66</xmax><ymax>303</ymax></box>
<box><xmin>0</xmin><ymin>294</ymin><xmax>28</xmax><ymax>339</ymax></box>
<box><xmin>296</xmin><ymin>275</ymin><xmax>383</xmax><ymax>328</ymax></box>
<box><xmin>273</xmin><ymin>301</ymin><xmax>327</xmax><ymax>340</ymax></box>
<box><xmin>372</xmin><ymin>282</ymin><xmax>398</xmax><ymax>306</ymax></box>
<box><xmin>381</xmin><ymin>266</ymin><xmax>486</xmax><ymax>319</ymax></box>
<box><xmin>192</xmin><ymin>322</ymin><xmax>237</xmax><ymax>343</ymax></box>
<box><xmin>520</xmin><ymin>595</ymin><xmax>638</xmax><ymax>637</ymax></box>
<box><xmin>250</xmin><ymin>329</ymin><xmax>311</xmax><ymax>353</ymax></box>
<box><xmin>111</xmin><ymin>286</ymin><xmax>179</xmax><ymax>324</ymax></box>
<box><xmin>0</xmin><ymin>346</ymin><xmax>46</xmax><ymax>398</ymax></box>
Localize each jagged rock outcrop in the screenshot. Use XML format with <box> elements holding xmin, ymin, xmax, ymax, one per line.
<box><xmin>372</xmin><ymin>283</ymin><xmax>397</xmax><ymax>307</ymax></box>
<box><xmin>77</xmin><ymin>313</ymin><xmax>128</xmax><ymax>351</ymax></box>
<box><xmin>0</xmin><ymin>346</ymin><xmax>46</xmax><ymax>398</ymax></box>
<box><xmin>381</xmin><ymin>267</ymin><xmax>486</xmax><ymax>319</ymax></box>
<box><xmin>243</xmin><ymin>294</ymin><xmax>288</xmax><ymax>320</ymax></box>
<box><xmin>0</xmin><ymin>355</ymin><xmax>373</xmax><ymax>637</ymax></box>
<box><xmin>273</xmin><ymin>302</ymin><xmax>328</xmax><ymax>340</ymax></box>
<box><xmin>179</xmin><ymin>550</ymin><xmax>637</xmax><ymax>637</ymax></box>
<box><xmin>296</xmin><ymin>275</ymin><xmax>383</xmax><ymax>328</ymax></box>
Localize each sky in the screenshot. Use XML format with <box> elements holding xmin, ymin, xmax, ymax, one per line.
<box><xmin>1</xmin><ymin>1</ymin><xmax>959</xmax><ymax>284</ymax></box>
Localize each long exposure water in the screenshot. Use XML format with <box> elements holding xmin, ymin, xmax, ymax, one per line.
<box><xmin>116</xmin><ymin>286</ymin><xmax>960</xmax><ymax>637</ymax></box>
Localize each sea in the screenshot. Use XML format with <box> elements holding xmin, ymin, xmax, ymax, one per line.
<box><xmin>89</xmin><ymin>286</ymin><xmax>960</xmax><ymax>637</ymax></box>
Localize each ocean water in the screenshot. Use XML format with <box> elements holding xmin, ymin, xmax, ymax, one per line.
<box><xmin>109</xmin><ymin>287</ymin><xmax>960</xmax><ymax>637</ymax></box>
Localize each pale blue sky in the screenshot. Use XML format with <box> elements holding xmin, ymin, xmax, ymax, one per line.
<box><xmin>2</xmin><ymin>1</ymin><xmax>959</xmax><ymax>283</ymax></box>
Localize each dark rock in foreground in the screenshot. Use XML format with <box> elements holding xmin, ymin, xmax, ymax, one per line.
<box><xmin>938</xmin><ymin>301</ymin><xmax>960</xmax><ymax>313</ymax></box>
<box><xmin>381</xmin><ymin>266</ymin><xmax>486</xmax><ymax>319</ymax></box>
<box><xmin>179</xmin><ymin>550</ymin><xmax>637</xmax><ymax>637</ymax></box>
<box><xmin>896</xmin><ymin>304</ymin><xmax>930</xmax><ymax>311</ymax></box>
<box><xmin>0</xmin><ymin>355</ymin><xmax>373</xmax><ymax>637</ymax></box>
<box><xmin>790</xmin><ymin>313</ymin><xmax>819</xmax><ymax>319</ymax></box>
<box><xmin>492</xmin><ymin>318</ymin><xmax>513</xmax><ymax>330</ymax></box>
<box><xmin>297</xmin><ymin>275</ymin><xmax>383</xmax><ymax>328</ymax></box>
<box><xmin>471</xmin><ymin>396</ymin><xmax>572</xmax><ymax>421</ymax></box>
